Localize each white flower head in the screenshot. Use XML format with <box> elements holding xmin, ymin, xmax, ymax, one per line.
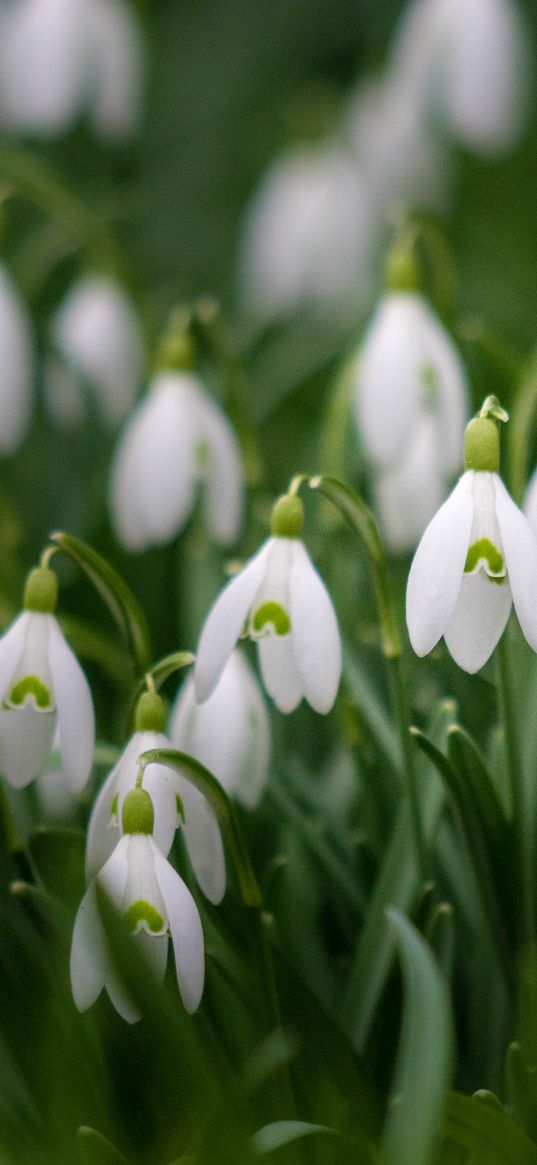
<box><xmin>406</xmin><ymin>406</ymin><xmax>537</xmax><ymax>672</ymax></box>
<box><xmin>389</xmin><ymin>0</ymin><xmax>531</xmax><ymax>156</ymax></box>
<box><xmin>0</xmin><ymin>567</ymin><xmax>94</xmax><ymax>790</ymax></box>
<box><xmin>110</xmin><ymin>370</ymin><xmax>243</xmax><ymax>551</ymax></box>
<box><xmin>71</xmin><ymin>787</ymin><xmax>205</xmax><ymax>1022</ymax></box>
<box><xmin>0</xmin><ymin>264</ymin><xmax>33</xmax><ymax>455</ymax></box>
<box><xmin>87</xmin><ymin>690</ymin><xmax>226</xmax><ymax>905</ymax></box>
<box><xmin>48</xmin><ymin>275</ymin><xmax>145</xmax><ymax>428</ymax></box>
<box><xmin>237</xmin><ymin>142</ymin><xmax>376</xmax><ymax>319</ymax></box>
<box><xmin>0</xmin><ymin>0</ymin><xmax>144</xmax><ymax>141</ymax></box>
<box><xmin>171</xmin><ymin>650</ymin><xmax>270</xmax><ymax>810</ymax></box>
<box><xmin>194</xmin><ymin>494</ymin><xmax>342</xmax><ymax>715</ymax></box>
<box><xmin>353</xmin><ymin>282</ymin><xmax>468</xmax><ymax>552</ymax></box>
<box><xmin>524</xmin><ymin>465</ymin><xmax>537</xmax><ymax>536</ymax></box>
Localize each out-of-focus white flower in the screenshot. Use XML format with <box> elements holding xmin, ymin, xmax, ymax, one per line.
<box><xmin>171</xmin><ymin>650</ymin><xmax>270</xmax><ymax>810</ymax></box>
<box><xmin>524</xmin><ymin>466</ymin><xmax>537</xmax><ymax>535</ymax></box>
<box><xmin>406</xmin><ymin>410</ymin><xmax>537</xmax><ymax>672</ymax></box>
<box><xmin>47</xmin><ymin>275</ymin><xmax>145</xmax><ymax>428</ymax></box>
<box><xmin>195</xmin><ymin>495</ymin><xmax>341</xmax><ymax>715</ymax></box>
<box><xmin>353</xmin><ymin>288</ymin><xmax>468</xmax><ymax>552</ymax></box>
<box><xmin>237</xmin><ymin>142</ymin><xmax>376</xmax><ymax>319</ymax></box>
<box><xmin>389</xmin><ymin>0</ymin><xmax>530</xmax><ymax>156</ymax></box>
<box><xmin>0</xmin><ymin>568</ymin><xmax>94</xmax><ymax>790</ymax></box>
<box><xmin>87</xmin><ymin>691</ymin><xmax>226</xmax><ymax>905</ymax></box>
<box><xmin>0</xmin><ymin>0</ymin><xmax>143</xmax><ymax>141</ymax></box>
<box><xmin>110</xmin><ymin>371</ymin><xmax>243</xmax><ymax>551</ymax></box>
<box><xmin>71</xmin><ymin>789</ymin><xmax>205</xmax><ymax>1022</ymax></box>
<box><xmin>0</xmin><ymin>265</ymin><xmax>33</xmax><ymax>455</ymax></box>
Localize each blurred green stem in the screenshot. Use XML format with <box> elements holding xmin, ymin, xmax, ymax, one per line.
<box><xmin>388</xmin><ymin>655</ymin><xmax>428</xmax><ymax>886</ymax></box>
<box><xmin>497</xmin><ymin>635</ymin><xmax>534</xmax><ymax>950</ymax></box>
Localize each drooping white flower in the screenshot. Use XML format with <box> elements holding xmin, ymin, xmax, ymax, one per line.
<box><xmin>171</xmin><ymin>650</ymin><xmax>270</xmax><ymax>810</ymax></box>
<box><xmin>71</xmin><ymin>789</ymin><xmax>205</xmax><ymax>1022</ymax></box>
<box><xmin>48</xmin><ymin>275</ymin><xmax>145</xmax><ymax>428</ymax></box>
<box><xmin>0</xmin><ymin>568</ymin><xmax>94</xmax><ymax>790</ymax></box>
<box><xmin>353</xmin><ymin>286</ymin><xmax>468</xmax><ymax>552</ymax></box>
<box><xmin>195</xmin><ymin>495</ymin><xmax>341</xmax><ymax>715</ymax></box>
<box><xmin>0</xmin><ymin>0</ymin><xmax>143</xmax><ymax>141</ymax></box>
<box><xmin>406</xmin><ymin>409</ymin><xmax>537</xmax><ymax>672</ymax></box>
<box><xmin>110</xmin><ymin>370</ymin><xmax>243</xmax><ymax>551</ymax></box>
<box><xmin>524</xmin><ymin>466</ymin><xmax>537</xmax><ymax>536</ymax></box>
<box><xmin>389</xmin><ymin>0</ymin><xmax>530</xmax><ymax>156</ymax></box>
<box><xmin>86</xmin><ymin>691</ymin><xmax>225</xmax><ymax>904</ymax></box>
<box><xmin>0</xmin><ymin>265</ymin><xmax>33</xmax><ymax>455</ymax></box>
<box><xmin>237</xmin><ymin>142</ymin><xmax>376</xmax><ymax>319</ymax></box>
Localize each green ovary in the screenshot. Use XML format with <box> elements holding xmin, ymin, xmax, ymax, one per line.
<box><xmin>124</xmin><ymin>900</ymin><xmax>166</xmax><ymax>935</ymax></box>
<box><xmin>7</xmin><ymin>675</ymin><xmax>53</xmax><ymax>710</ymax></box>
<box><xmin>252</xmin><ymin>601</ymin><xmax>290</xmax><ymax>636</ymax></box>
<box><xmin>464</xmin><ymin>538</ymin><xmax>505</xmax><ymax>578</ymax></box>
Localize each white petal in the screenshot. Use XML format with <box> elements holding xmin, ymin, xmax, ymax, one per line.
<box><xmin>444</xmin><ymin>573</ymin><xmax>512</xmax><ymax>672</ymax></box>
<box><xmin>417</xmin><ymin>301</ymin><xmax>468</xmax><ymax>475</ymax></box>
<box><xmin>47</xmin><ymin>617</ymin><xmax>95</xmax><ymax>792</ymax></box>
<box><xmin>133</xmin><ymin>930</ymin><xmax>168</xmax><ymax>984</ymax></box>
<box><xmin>179</xmin><ymin>780</ymin><xmax>226</xmax><ymax>905</ymax></box>
<box><xmin>70</xmin><ymin>881</ymin><xmax>106</xmax><ymax>1012</ymax></box>
<box><xmin>139</xmin><ymin>734</ymin><xmax>180</xmax><ymax>859</ymax></box>
<box><xmin>289</xmin><ymin>542</ymin><xmax>341</xmax><ymax>714</ymax></box>
<box><xmin>257</xmin><ymin>635</ymin><xmax>303</xmax><ymax>714</ymax></box>
<box><xmin>0</xmin><ymin>0</ymin><xmax>90</xmax><ymax>136</ymax></box>
<box><xmin>194</xmin><ymin>540</ymin><xmax>272</xmax><ymax>702</ymax></box>
<box><xmin>85</xmin><ymin>752</ymin><xmax>127</xmax><ymax>881</ymax></box>
<box><xmin>374</xmin><ymin>412</ymin><xmax>447</xmax><ymax>554</ymax></box>
<box><xmin>0</xmin><ymin>706</ymin><xmax>56</xmax><ymax>788</ymax></box>
<box><xmin>97</xmin><ymin>835</ymin><xmax>130</xmax><ymax>903</ymax></box>
<box><xmin>494</xmin><ymin>476</ymin><xmax>537</xmax><ymax>651</ymax></box>
<box><xmin>86</xmin><ymin>0</ymin><xmax>143</xmax><ymax>140</ymax></box>
<box><xmin>406</xmin><ymin>471</ymin><xmax>474</xmax><ymax>656</ymax></box>
<box><xmin>524</xmin><ymin>466</ymin><xmax>537</xmax><ymax>536</ymax></box>
<box><xmin>193</xmin><ymin>386</ymin><xmax>243</xmax><ymax>545</ymax></box>
<box><xmin>0</xmin><ymin>267</ymin><xmax>33</xmax><ymax>453</ymax></box>
<box><xmin>152</xmin><ymin>844</ymin><xmax>205</xmax><ymax>1014</ymax></box>
<box><xmin>0</xmin><ymin>612</ymin><xmax>30</xmax><ymax>704</ymax></box>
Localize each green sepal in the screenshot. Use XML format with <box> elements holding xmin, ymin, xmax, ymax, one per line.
<box><xmin>23</xmin><ymin>567</ymin><xmax>58</xmax><ymax>614</ymax></box>
<box><xmin>122</xmin><ymin>788</ymin><xmax>154</xmax><ymax>835</ymax></box>
<box><xmin>270</xmin><ymin>493</ymin><xmax>304</xmax><ymax>538</ymax></box>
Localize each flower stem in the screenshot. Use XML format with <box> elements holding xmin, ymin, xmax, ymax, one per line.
<box><xmin>497</xmin><ymin>634</ymin><xmax>534</xmax><ymax>950</ymax></box>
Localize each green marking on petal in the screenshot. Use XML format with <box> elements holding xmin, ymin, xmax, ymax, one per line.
<box><xmin>123</xmin><ymin>900</ymin><xmax>166</xmax><ymax>935</ymax></box>
<box><xmin>421</xmin><ymin>363</ymin><xmax>439</xmax><ymax>408</ymax></box>
<box><xmin>252</xmin><ymin>601</ymin><xmax>290</xmax><ymax>637</ymax></box>
<box><xmin>110</xmin><ymin>793</ymin><xmax>119</xmax><ymax>825</ymax></box>
<box><xmin>7</xmin><ymin>675</ymin><xmax>53</xmax><ymax>710</ymax></box>
<box><xmin>195</xmin><ymin>439</ymin><xmax>210</xmax><ymax>471</ymax></box>
<box><xmin>464</xmin><ymin>538</ymin><xmax>505</xmax><ymax>577</ymax></box>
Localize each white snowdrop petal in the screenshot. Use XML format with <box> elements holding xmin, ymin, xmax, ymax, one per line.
<box><xmin>133</xmin><ymin>930</ymin><xmax>168</xmax><ymax>985</ymax></box>
<box><xmin>109</xmin><ymin>401</ymin><xmax>150</xmax><ymax>549</ymax></box>
<box><xmin>0</xmin><ymin>706</ymin><xmax>56</xmax><ymax>788</ymax></box>
<box><xmin>0</xmin><ymin>267</ymin><xmax>33</xmax><ymax>453</ymax></box>
<box><xmin>0</xmin><ymin>0</ymin><xmax>89</xmax><ymax>135</ymax></box>
<box><xmin>406</xmin><ymin>471</ymin><xmax>474</xmax><ymax>655</ymax></box>
<box><xmin>97</xmin><ymin>835</ymin><xmax>130</xmax><ymax>904</ymax></box>
<box><xmin>524</xmin><ymin>466</ymin><xmax>537</xmax><ymax>535</ymax></box>
<box><xmin>194</xmin><ymin>540</ymin><xmax>272</xmax><ymax>702</ymax></box>
<box><xmin>87</xmin><ymin>0</ymin><xmax>144</xmax><ymax>140</ymax></box>
<box><xmin>142</xmin><ymin>759</ymin><xmax>180</xmax><ymax>859</ymax></box>
<box><xmin>47</xmin><ymin>616</ymin><xmax>94</xmax><ymax>792</ymax></box>
<box><xmin>418</xmin><ymin>300</ymin><xmax>468</xmax><ymax>475</ymax></box>
<box><xmin>444</xmin><ymin>573</ymin><xmax>512</xmax><ymax>673</ymax></box>
<box><xmin>0</xmin><ymin>612</ymin><xmax>30</xmax><ymax>705</ymax></box>
<box><xmin>289</xmin><ymin>543</ymin><xmax>341</xmax><ymax>714</ymax></box>
<box><xmin>374</xmin><ymin>412</ymin><xmax>447</xmax><ymax>554</ymax></box>
<box><xmin>70</xmin><ymin>881</ymin><xmax>106</xmax><ymax>1012</ymax></box>
<box><xmin>194</xmin><ymin>389</ymin><xmax>243</xmax><ymax>545</ymax></box>
<box><xmin>131</xmin><ymin>377</ymin><xmax>198</xmax><ymax>546</ymax></box>
<box><xmin>179</xmin><ymin>781</ymin><xmax>226</xmax><ymax>905</ymax></box>
<box><xmin>257</xmin><ymin>635</ymin><xmax>303</xmax><ymax>714</ymax></box>
<box><xmin>85</xmin><ymin>755</ymin><xmax>126</xmax><ymax>881</ymax></box>
<box><xmin>153</xmin><ymin>845</ymin><xmax>205</xmax><ymax>1014</ymax></box>
<box><xmin>494</xmin><ymin>476</ymin><xmax>537</xmax><ymax>651</ymax></box>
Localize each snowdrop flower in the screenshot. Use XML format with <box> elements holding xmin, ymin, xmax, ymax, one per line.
<box><xmin>195</xmin><ymin>494</ymin><xmax>341</xmax><ymax>715</ymax></box>
<box><xmin>87</xmin><ymin>690</ymin><xmax>225</xmax><ymax>904</ymax></box>
<box><xmin>0</xmin><ymin>567</ymin><xmax>94</xmax><ymax>789</ymax></box>
<box><xmin>71</xmin><ymin>787</ymin><xmax>205</xmax><ymax>1022</ymax></box>
<box><xmin>524</xmin><ymin>466</ymin><xmax>537</xmax><ymax>536</ymax></box>
<box><xmin>0</xmin><ymin>0</ymin><xmax>143</xmax><ymax>141</ymax></box>
<box><xmin>237</xmin><ymin>142</ymin><xmax>376</xmax><ymax>319</ymax></box>
<box><xmin>389</xmin><ymin>0</ymin><xmax>530</xmax><ymax>156</ymax></box>
<box><xmin>406</xmin><ymin>401</ymin><xmax>537</xmax><ymax>672</ymax></box>
<box><xmin>171</xmin><ymin>650</ymin><xmax>270</xmax><ymax>810</ymax></box>
<box><xmin>0</xmin><ymin>265</ymin><xmax>33</xmax><ymax>455</ymax></box>
<box><xmin>353</xmin><ymin>253</ymin><xmax>468</xmax><ymax>552</ymax></box>
<box><xmin>48</xmin><ymin>275</ymin><xmax>145</xmax><ymax>428</ymax></box>
<box><xmin>110</xmin><ymin>369</ymin><xmax>243</xmax><ymax>551</ymax></box>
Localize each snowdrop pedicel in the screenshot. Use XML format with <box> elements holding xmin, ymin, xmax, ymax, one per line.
<box><xmin>406</xmin><ymin>397</ymin><xmax>537</xmax><ymax>672</ymax></box>
<box><xmin>195</xmin><ymin>492</ymin><xmax>342</xmax><ymax>714</ymax></box>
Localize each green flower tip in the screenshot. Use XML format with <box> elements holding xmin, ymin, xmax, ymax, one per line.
<box><xmin>385</xmin><ymin>232</ymin><xmax>421</xmax><ymax>293</ymax></box>
<box><xmin>464</xmin><ymin>417</ymin><xmax>500</xmax><ymax>473</ymax></box>
<box><xmin>23</xmin><ymin>567</ymin><xmax>58</xmax><ymax>614</ymax></box>
<box><xmin>155</xmin><ymin>311</ymin><xmax>196</xmax><ymax>372</ymax></box>
<box><xmin>122</xmin><ymin>787</ymin><xmax>154</xmax><ymax>835</ymax></box>
<box><xmin>270</xmin><ymin>493</ymin><xmax>304</xmax><ymax>538</ymax></box>
<box><xmin>135</xmin><ymin>690</ymin><xmax>166</xmax><ymax>732</ymax></box>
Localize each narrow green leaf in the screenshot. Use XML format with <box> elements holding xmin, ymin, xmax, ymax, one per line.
<box><xmin>343</xmin><ymin>650</ymin><xmax>400</xmax><ymax>777</ymax></box>
<box><xmin>139</xmin><ymin>748</ymin><xmax>262</xmax><ymax>906</ymax></box>
<box><xmin>381</xmin><ymin>909</ymin><xmax>452</xmax><ymax>1165</ymax></box>
<box><xmin>508</xmin><ymin>350</ymin><xmax>537</xmax><ymax>503</ymax></box>
<box><xmin>50</xmin><ymin>531</ymin><xmax>151</xmax><ymax>673</ymax></box>
<box><xmin>78</xmin><ymin>1126</ymin><xmax>130</xmax><ymax>1165</ymax></box>
<box><xmin>251</xmin><ymin>1120</ymin><xmax>348</xmax><ymax>1154</ymax></box>
<box><xmin>443</xmin><ymin>1091</ymin><xmax>537</xmax><ymax>1164</ymax></box>
<box><xmin>506</xmin><ymin>1042</ymin><xmax>537</xmax><ymax>1141</ymax></box>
